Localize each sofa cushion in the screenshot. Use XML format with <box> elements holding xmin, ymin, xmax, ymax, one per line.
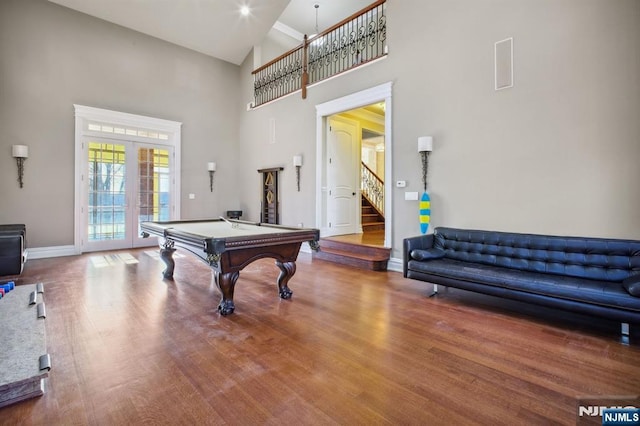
<box><xmin>432</xmin><ymin>227</ymin><xmax>640</xmax><ymax>283</ymax></box>
<box><xmin>623</xmin><ymin>274</ymin><xmax>640</xmax><ymax>297</ymax></box>
<box><xmin>410</xmin><ymin>248</ymin><xmax>445</xmax><ymax>261</ymax></box>
<box><xmin>407</xmin><ymin>258</ymin><xmax>640</xmax><ymax>311</ymax></box>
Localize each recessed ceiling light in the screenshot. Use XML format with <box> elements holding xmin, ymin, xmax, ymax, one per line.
<box><xmin>240</xmin><ymin>5</ymin><xmax>250</xmax><ymax>16</ymax></box>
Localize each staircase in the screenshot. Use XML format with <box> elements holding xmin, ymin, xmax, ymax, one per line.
<box><xmin>312</xmin><ymin>163</ymin><xmax>389</xmax><ymax>271</ymax></box>
<box><xmin>312</xmin><ymin>237</ymin><xmax>391</xmax><ymax>271</ymax></box>
<box><xmin>361</xmin><ymin>196</ymin><xmax>384</xmax><ymax>232</ymax></box>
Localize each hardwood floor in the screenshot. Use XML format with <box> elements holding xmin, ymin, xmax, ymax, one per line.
<box><xmin>1</xmin><ymin>248</ymin><xmax>639</xmax><ymax>424</ymax></box>
<box><xmin>323</xmin><ymin>229</ymin><xmax>386</xmax><ymax>247</ymax></box>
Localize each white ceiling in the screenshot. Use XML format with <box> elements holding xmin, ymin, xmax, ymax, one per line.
<box><xmin>47</xmin><ymin>0</ymin><xmax>375</xmax><ymax>65</ymax></box>
<box><xmin>278</xmin><ymin>0</ymin><xmax>374</xmax><ymax>38</ymax></box>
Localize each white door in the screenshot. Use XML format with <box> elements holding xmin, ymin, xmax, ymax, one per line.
<box><xmin>82</xmin><ymin>139</ymin><xmax>173</xmax><ymax>252</ymax></box>
<box><xmin>326</xmin><ymin>117</ymin><xmax>360</xmax><ymax>236</ymax></box>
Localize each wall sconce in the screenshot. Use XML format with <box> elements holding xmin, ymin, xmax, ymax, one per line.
<box><xmin>12</xmin><ymin>145</ymin><xmax>29</xmax><ymax>188</ymax></box>
<box><xmin>418</xmin><ymin>137</ymin><xmax>433</xmax><ymax>235</ymax></box>
<box><xmin>207</xmin><ymin>162</ymin><xmax>216</xmax><ymax>192</ymax></box>
<box><xmin>417</xmin><ymin>136</ymin><xmax>433</xmax><ymax>191</ymax></box>
<box><xmin>293</xmin><ymin>155</ymin><xmax>302</xmax><ymax>192</ymax></box>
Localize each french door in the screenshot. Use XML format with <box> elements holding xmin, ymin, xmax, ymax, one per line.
<box><xmin>82</xmin><ymin>139</ymin><xmax>173</xmax><ymax>252</ymax></box>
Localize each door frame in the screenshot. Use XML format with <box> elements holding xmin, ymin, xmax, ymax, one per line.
<box><xmin>74</xmin><ymin>105</ymin><xmax>182</xmax><ymax>254</ymax></box>
<box><xmin>315</xmin><ymin>82</ymin><xmax>393</xmax><ymax>247</ymax></box>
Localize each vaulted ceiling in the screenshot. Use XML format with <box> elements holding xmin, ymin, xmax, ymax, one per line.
<box><xmin>47</xmin><ymin>0</ymin><xmax>375</xmax><ymax>65</ymax></box>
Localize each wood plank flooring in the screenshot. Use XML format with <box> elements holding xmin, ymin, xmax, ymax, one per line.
<box><xmin>1</xmin><ymin>248</ymin><xmax>639</xmax><ymax>425</ymax></box>
<box><xmin>323</xmin><ymin>230</ymin><xmax>386</xmax><ymax>247</ymax></box>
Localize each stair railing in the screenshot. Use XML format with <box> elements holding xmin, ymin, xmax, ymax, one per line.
<box><xmin>361</xmin><ymin>162</ymin><xmax>384</xmax><ymax>217</ymax></box>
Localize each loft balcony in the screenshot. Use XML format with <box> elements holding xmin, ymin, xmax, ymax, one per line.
<box><xmin>251</xmin><ymin>0</ymin><xmax>387</xmax><ymax>108</ymax></box>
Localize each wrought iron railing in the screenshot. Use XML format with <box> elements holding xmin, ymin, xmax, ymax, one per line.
<box><xmin>252</xmin><ymin>0</ymin><xmax>386</xmax><ymax>107</ymax></box>
<box><xmin>361</xmin><ymin>162</ymin><xmax>384</xmax><ymax>216</ymax></box>
<box><xmin>252</xmin><ymin>45</ymin><xmax>304</xmax><ymax>108</ymax></box>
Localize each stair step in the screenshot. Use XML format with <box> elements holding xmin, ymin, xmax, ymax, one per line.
<box><xmin>313</xmin><ymin>247</ymin><xmax>389</xmax><ymax>271</ymax></box>
<box><xmin>362</xmin><ymin>222</ymin><xmax>385</xmax><ymax>231</ymax></box>
<box><xmin>362</xmin><ymin>214</ymin><xmax>381</xmax><ymax>223</ymax></box>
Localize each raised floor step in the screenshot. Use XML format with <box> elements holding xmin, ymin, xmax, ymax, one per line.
<box><xmin>313</xmin><ymin>238</ymin><xmax>390</xmax><ymax>271</ymax></box>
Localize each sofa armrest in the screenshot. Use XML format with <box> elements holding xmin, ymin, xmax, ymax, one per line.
<box><xmin>0</xmin><ymin>234</ymin><xmax>25</xmax><ymax>276</ymax></box>
<box><xmin>0</xmin><ymin>224</ymin><xmax>26</xmax><ymax>247</ymax></box>
<box><xmin>623</xmin><ymin>274</ymin><xmax>640</xmax><ymax>297</ymax></box>
<box><xmin>403</xmin><ymin>234</ymin><xmax>435</xmax><ymax>277</ymax></box>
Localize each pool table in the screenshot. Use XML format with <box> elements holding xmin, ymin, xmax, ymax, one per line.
<box><xmin>140</xmin><ymin>218</ymin><xmax>320</xmax><ymax>315</ymax></box>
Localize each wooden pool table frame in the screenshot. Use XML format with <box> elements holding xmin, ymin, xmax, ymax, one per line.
<box><xmin>141</xmin><ymin>219</ymin><xmax>320</xmax><ymax>315</ymax></box>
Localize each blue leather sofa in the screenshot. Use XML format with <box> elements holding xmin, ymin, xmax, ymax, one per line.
<box><xmin>0</xmin><ymin>224</ymin><xmax>27</xmax><ymax>276</ymax></box>
<box><xmin>403</xmin><ymin>227</ymin><xmax>640</xmax><ymax>339</ymax></box>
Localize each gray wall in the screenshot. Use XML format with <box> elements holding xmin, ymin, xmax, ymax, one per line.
<box><xmin>238</xmin><ymin>0</ymin><xmax>640</xmax><ymax>259</ymax></box>
<box><xmin>0</xmin><ymin>0</ymin><xmax>240</xmax><ymax>247</ymax></box>
<box><xmin>2</xmin><ymin>0</ymin><xmax>639</xmax><ymax>259</ymax></box>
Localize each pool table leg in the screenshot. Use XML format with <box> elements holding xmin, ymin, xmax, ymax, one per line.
<box><xmin>275</xmin><ymin>260</ymin><xmax>296</xmax><ymax>299</ymax></box>
<box><xmin>214</xmin><ymin>271</ymin><xmax>239</xmax><ymax>315</ymax></box>
<box><xmin>159</xmin><ymin>247</ymin><xmax>176</xmax><ymax>279</ymax></box>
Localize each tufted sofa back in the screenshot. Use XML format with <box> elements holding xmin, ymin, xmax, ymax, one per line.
<box><xmin>433</xmin><ymin>227</ymin><xmax>640</xmax><ymax>282</ymax></box>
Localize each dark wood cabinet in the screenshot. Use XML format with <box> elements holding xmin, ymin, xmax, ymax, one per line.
<box><xmin>258</xmin><ymin>167</ymin><xmax>283</xmax><ymax>224</ymax></box>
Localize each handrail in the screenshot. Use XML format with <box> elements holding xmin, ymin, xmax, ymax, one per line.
<box><xmin>361</xmin><ymin>162</ymin><xmax>384</xmax><ymax>217</ymax></box>
<box><xmin>252</xmin><ymin>0</ymin><xmax>386</xmax><ymax>107</ymax></box>
<box><xmin>306</xmin><ymin>0</ymin><xmax>385</xmax><ymax>46</ymax></box>
<box><xmin>252</xmin><ymin>44</ymin><xmax>304</xmax><ymax>75</ymax></box>
<box><xmin>362</xmin><ymin>161</ymin><xmax>383</xmax><ymax>187</ymax></box>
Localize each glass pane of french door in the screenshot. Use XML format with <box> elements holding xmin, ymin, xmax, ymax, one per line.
<box><xmin>134</xmin><ymin>146</ymin><xmax>171</xmax><ymax>246</ymax></box>
<box><xmin>87</xmin><ymin>142</ymin><xmax>127</xmax><ymax>243</ymax></box>
<box><xmin>85</xmin><ymin>141</ymin><xmax>173</xmax><ymax>251</ymax></box>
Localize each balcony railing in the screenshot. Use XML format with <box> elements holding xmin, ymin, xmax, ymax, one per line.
<box><xmin>252</xmin><ymin>0</ymin><xmax>386</xmax><ymax>107</ymax></box>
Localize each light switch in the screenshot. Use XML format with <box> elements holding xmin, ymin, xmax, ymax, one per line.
<box><xmin>396</xmin><ymin>180</ymin><xmax>406</xmax><ymax>188</ymax></box>
<box><xmin>189</xmin><ymin>193</ymin><xmax>195</xmax><ymax>199</ymax></box>
<box><xmin>405</xmin><ymin>192</ymin><xmax>419</xmax><ymax>201</ymax></box>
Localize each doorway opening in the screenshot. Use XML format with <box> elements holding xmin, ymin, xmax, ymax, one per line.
<box><xmin>315</xmin><ymin>82</ymin><xmax>392</xmax><ymax>248</ymax></box>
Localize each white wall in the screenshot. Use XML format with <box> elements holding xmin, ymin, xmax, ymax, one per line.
<box><xmin>0</xmin><ymin>0</ymin><xmax>241</xmax><ymax>248</ymax></box>
<box><xmin>239</xmin><ymin>0</ymin><xmax>640</xmax><ymax>259</ymax></box>
<box><xmin>259</xmin><ymin>28</ymin><xmax>302</xmax><ymax>69</ymax></box>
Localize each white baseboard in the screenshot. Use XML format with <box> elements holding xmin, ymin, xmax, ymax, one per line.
<box><xmin>27</xmin><ymin>245</ymin><xmax>79</xmax><ymax>260</ymax></box>
<box><xmin>387</xmin><ymin>257</ymin><xmax>403</xmax><ymax>273</ymax></box>
<box><xmin>25</xmin><ymin>245</ymin><xmax>405</xmax><ymax>273</ymax></box>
